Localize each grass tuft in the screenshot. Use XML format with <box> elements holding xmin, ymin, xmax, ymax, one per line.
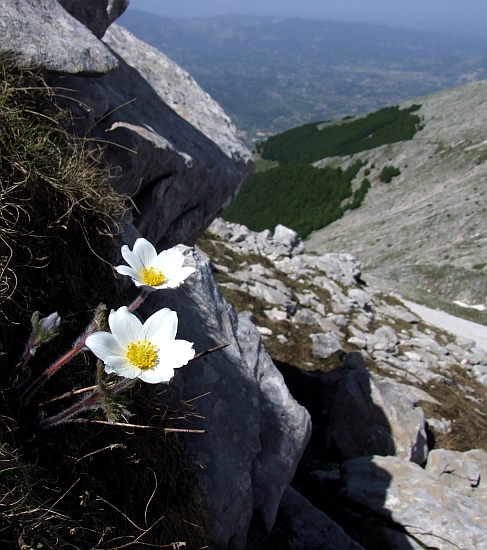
<box><xmin>0</xmin><ymin>56</ymin><xmax>128</xmax><ymax>353</ymax></box>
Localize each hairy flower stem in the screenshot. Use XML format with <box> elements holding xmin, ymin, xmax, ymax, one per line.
<box><xmin>39</xmin><ymin>391</ymin><xmax>102</xmax><ymax>429</ymax></box>
<box><xmin>127</xmin><ymin>290</ymin><xmax>149</xmax><ymax>312</ymax></box>
<box><xmin>21</xmin><ymin>335</ymin><xmax>89</xmax><ymax>404</ymax></box>
<box><xmin>39</xmin><ymin>377</ymin><xmax>134</xmax><ymax>429</ymax></box>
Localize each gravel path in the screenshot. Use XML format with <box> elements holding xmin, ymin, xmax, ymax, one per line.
<box><xmin>401</xmin><ymin>299</ymin><xmax>487</xmax><ymax>352</ymax></box>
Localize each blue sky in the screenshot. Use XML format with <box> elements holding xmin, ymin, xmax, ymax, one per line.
<box><xmin>128</xmin><ymin>0</ymin><xmax>487</xmax><ymax>37</ymax></box>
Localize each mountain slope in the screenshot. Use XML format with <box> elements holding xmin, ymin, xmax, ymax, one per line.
<box><xmin>305</xmin><ymin>80</ymin><xmax>487</xmax><ymax>308</ymax></box>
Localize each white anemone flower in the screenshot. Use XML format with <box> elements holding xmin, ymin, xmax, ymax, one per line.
<box><xmin>85</xmin><ymin>306</ymin><xmax>195</xmax><ymax>383</ymax></box>
<box><xmin>115</xmin><ymin>238</ymin><xmax>195</xmax><ymax>292</ymax></box>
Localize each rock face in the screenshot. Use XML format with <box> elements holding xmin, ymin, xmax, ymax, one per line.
<box><xmin>327</xmin><ymin>358</ymin><xmax>428</xmax><ymax>464</ymax></box>
<box><xmin>279</xmin><ymin>486</ymin><xmax>365</xmax><ymax>550</ymax></box>
<box><xmin>140</xmin><ymin>247</ymin><xmax>311</xmax><ymax>549</ymax></box>
<box><xmin>48</xmin><ymin>24</ymin><xmax>253</xmax><ymax>249</ymax></box>
<box><xmin>57</xmin><ymin>0</ymin><xmax>129</xmax><ymax>38</ymax></box>
<box><xmin>0</xmin><ymin>0</ymin><xmax>118</xmax><ymax>74</ymax></box>
<box><xmin>2</xmin><ymin>0</ymin><xmax>252</xmax><ymax>249</ymax></box>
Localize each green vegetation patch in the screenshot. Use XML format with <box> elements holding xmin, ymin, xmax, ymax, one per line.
<box><xmin>344</xmin><ymin>177</ymin><xmax>371</xmax><ymax>211</ymax></box>
<box><xmin>379</xmin><ymin>165</ymin><xmax>401</xmax><ymax>183</ymax></box>
<box><xmin>223</xmin><ymin>161</ymin><xmax>362</xmax><ymax>238</ymax></box>
<box><xmin>257</xmin><ymin>104</ymin><xmax>422</xmax><ymax>165</ymax></box>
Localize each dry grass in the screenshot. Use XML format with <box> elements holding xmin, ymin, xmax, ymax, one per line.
<box><xmin>0</xmin><ymin>57</ymin><xmax>127</xmax><ymax>350</ymax></box>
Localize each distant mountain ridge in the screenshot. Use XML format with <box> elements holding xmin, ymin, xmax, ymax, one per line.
<box><xmin>119</xmin><ymin>10</ymin><xmax>487</xmax><ymax>143</ymax></box>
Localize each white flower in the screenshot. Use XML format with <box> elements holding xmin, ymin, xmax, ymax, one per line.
<box><xmin>115</xmin><ymin>238</ymin><xmax>195</xmax><ymax>292</ymax></box>
<box><xmin>85</xmin><ymin>306</ymin><xmax>195</xmax><ymax>383</ymax></box>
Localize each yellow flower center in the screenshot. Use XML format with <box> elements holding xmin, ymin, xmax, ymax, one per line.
<box><xmin>142</xmin><ymin>266</ymin><xmax>166</xmax><ymax>287</ymax></box>
<box><xmin>126</xmin><ymin>339</ymin><xmax>158</xmax><ymax>371</ymax></box>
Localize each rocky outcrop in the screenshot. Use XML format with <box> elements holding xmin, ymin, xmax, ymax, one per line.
<box><xmin>0</xmin><ymin>0</ymin><xmax>118</xmax><ymax>74</ymax></box>
<box><xmin>342</xmin><ymin>455</ymin><xmax>487</xmax><ymax>549</ymax></box>
<box><xmin>202</xmin><ymin>218</ymin><xmax>487</xmax><ymax>548</ymax></box>
<box><xmin>279</xmin><ymin>486</ymin><xmax>365</xmax><ymax>550</ymax></box>
<box><xmin>48</xmin><ymin>24</ymin><xmax>253</xmax><ymax>249</ymax></box>
<box><xmin>58</xmin><ymin>0</ymin><xmax>129</xmax><ymax>38</ymax></box>
<box><xmin>140</xmin><ymin>247</ymin><xmax>311</xmax><ymax>549</ymax></box>
<box><xmin>2</xmin><ymin>0</ymin><xmax>253</xmax><ymax>249</ymax></box>
<box><xmin>327</xmin><ymin>358</ymin><xmax>429</xmax><ymax>464</ymax></box>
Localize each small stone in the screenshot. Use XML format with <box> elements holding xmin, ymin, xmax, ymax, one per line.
<box><xmin>265</xmin><ymin>308</ymin><xmax>288</xmax><ymax>321</ymax></box>
<box><xmin>426</xmin><ymin>418</ymin><xmax>452</xmax><ymax>434</ymax></box>
<box><xmin>310</xmin><ymin>332</ymin><xmax>343</xmax><ymax>359</ymax></box>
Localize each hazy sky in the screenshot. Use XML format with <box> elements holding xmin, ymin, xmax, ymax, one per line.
<box><xmin>128</xmin><ymin>0</ymin><xmax>487</xmax><ymax>37</ymax></box>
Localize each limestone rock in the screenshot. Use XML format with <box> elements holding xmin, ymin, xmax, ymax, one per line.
<box><xmin>426</xmin><ymin>417</ymin><xmax>452</xmax><ymax>434</ymax></box>
<box><xmin>310</xmin><ymin>253</ymin><xmax>362</xmax><ymax>286</ymax></box>
<box><xmin>271</xmin><ymin>224</ymin><xmax>305</xmax><ymax>257</ymax></box>
<box><xmin>0</xmin><ymin>0</ymin><xmax>118</xmax><ymax>74</ymax></box>
<box><xmin>342</xmin><ymin>455</ymin><xmax>487</xmax><ymax>549</ymax></box>
<box><xmin>327</xmin><ymin>358</ymin><xmax>428</xmax><ymax>464</ymax></box>
<box><xmin>48</xmin><ymin>25</ymin><xmax>253</xmax><ymax>249</ymax></box>
<box><xmin>425</xmin><ymin>448</ymin><xmax>487</xmax><ymax>504</ymax></box>
<box><xmin>367</xmin><ymin>325</ymin><xmax>398</xmax><ymax>353</ymax></box>
<box><xmin>57</xmin><ymin>0</ymin><xmax>129</xmax><ymax>38</ymax></box>
<box><xmin>310</xmin><ymin>332</ymin><xmax>343</xmax><ymax>359</ymax></box>
<box><xmin>279</xmin><ymin>486</ymin><xmax>366</xmax><ymax>550</ymax></box>
<box><xmin>140</xmin><ymin>247</ymin><xmax>311</xmax><ymax>549</ymax></box>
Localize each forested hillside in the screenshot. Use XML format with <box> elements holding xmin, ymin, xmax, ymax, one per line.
<box><xmin>257</xmin><ymin>104</ymin><xmax>422</xmax><ymax>164</ymax></box>
<box><xmin>223</xmin><ymin>162</ymin><xmax>366</xmax><ymax>238</ymax></box>
<box><xmin>223</xmin><ymin>105</ymin><xmax>412</xmax><ymax>236</ymax></box>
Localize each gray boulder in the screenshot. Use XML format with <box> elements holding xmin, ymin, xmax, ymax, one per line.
<box><xmin>57</xmin><ymin>0</ymin><xmax>129</xmax><ymax>38</ymax></box>
<box><xmin>327</xmin><ymin>357</ymin><xmax>428</xmax><ymax>464</ymax></box>
<box><xmin>310</xmin><ymin>253</ymin><xmax>363</xmax><ymax>286</ymax></box>
<box><xmin>342</xmin><ymin>455</ymin><xmax>487</xmax><ymax>550</ymax></box>
<box><xmin>426</xmin><ymin>448</ymin><xmax>487</xmax><ymax>503</ymax></box>
<box><xmin>367</xmin><ymin>325</ymin><xmax>399</xmax><ymax>353</ymax></box>
<box><xmin>48</xmin><ymin>25</ymin><xmax>253</xmax><ymax>249</ymax></box>
<box><xmin>310</xmin><ymin>332</ymin><xmax>343</xmax><ymax>359</ymax></box>
<box><xmin>0</xmin><ymin>0</ymin><xmax>118</xmax><ymax>74</ymax></box>
<box><xmin>140</xmin><ymin>247</ymin><xmax>311</xmax><ymax>550</ymax></box>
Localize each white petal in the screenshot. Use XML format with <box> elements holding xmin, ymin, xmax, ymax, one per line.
<box><xmin>138</xmin><ymin>364</ymin><xmax>174</xmax><ymax>383</ymax></box>
<box><xmin>85</xmin><ymin>332</ymin><xmax>124</xmax><ymax>362</ymax></box>
<box><xmin>121</xmin><ymin>245</ymin><xmax>144</xmax><ymax>272</ymax></box>
<box><xmin>109</xmin><ymin>306</ymin><xmax>143</xmax><ymax>348</ymax></box>
<box><xmin>164</xmin><ymin>267</ymin><xmax>196</xmax><ymax>288</ymax></box>
<box><xmin>104</xmin><ymin>355</ymin><xmax>140</xmax><ymax>379</ymax></box>
<box><xmin>156</xmin><ymin>247</ymin><xmax>184</xmax><ymax>279</ymax></box>
<box><xmin>144</xmin><ymin>308</ymin><xmax>178</xmax><ymax>343</ymax></box>
<box><xmin>137</xmin><ymin>340</ymin><xmax>194</xmax><ymax>384</ymax></box>
<box><xmin>132</xmin><ymin>280</ymin><xmax>155</xmax><ymax>290</ymax></box>
<box><xmin>161</xmin><ymin>339</ymin><xmax>195</xmax><ymax>370</ymax></box>
<box><xmin>114</xmin><ymin>265</ymin><xmax>141</xmax><ymax>281</ymax></box>
<box><xmin>133</xmin><ymin>238</ymin><xmax>157</xmax><ymax>267</ymax></box>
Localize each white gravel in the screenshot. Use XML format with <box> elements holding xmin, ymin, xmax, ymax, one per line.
<box><xmin>401</xmin><ymin>299</ymin><xmax>487</xmax><ymax>352</ymax></box>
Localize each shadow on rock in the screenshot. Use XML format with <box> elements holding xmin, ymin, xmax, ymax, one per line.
<box><xmin>276</xmin><ymin>352</ymin><xmax>422</xmax><ymax>549</ymax></box>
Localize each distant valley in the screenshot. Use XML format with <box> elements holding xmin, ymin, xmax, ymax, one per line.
<box><xmin>118</xmin><ymin>10</ymin><xmax>487</xmax><ymax>144</ymax></box>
